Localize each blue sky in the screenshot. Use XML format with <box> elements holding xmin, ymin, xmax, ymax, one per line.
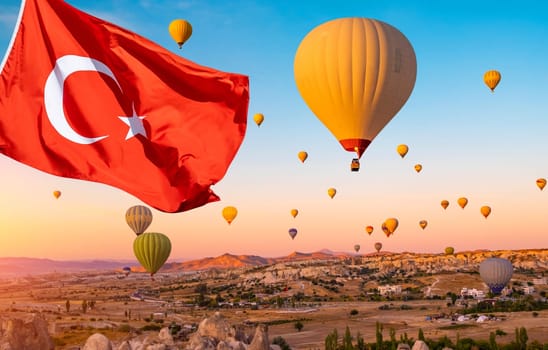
<box><xmin>0</xmin><ymin>0</ymin><xmax>547</xmax><ymax>260</ymax></box>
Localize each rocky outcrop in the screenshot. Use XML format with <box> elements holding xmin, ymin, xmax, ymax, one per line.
<box><xmin>0</xmin><ymin>314</ymin><xmax>54</xmax><ymax>350</ymax></box>
<box><xmin>83</xmin><ymin>333</ymin><xmax>113</xmax><ymax>350</ymax></box>
<box><xmin>411</xmin><ymin>340</ymin><xmax>430</xmax><ymax>350</ymax></box>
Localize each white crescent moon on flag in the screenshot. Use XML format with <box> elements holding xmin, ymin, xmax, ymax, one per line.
<box><xmin>44</xmin><ymin>55</ymin><xmax>122</xmax><ymax>144</ymax></box>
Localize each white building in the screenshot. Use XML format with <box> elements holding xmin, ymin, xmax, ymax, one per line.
<box><xmin>532</xmin><ymin>277</ymin><xmax>547</xmax><ymax>285</ymax></box>
<box><xmin>378</xmin><ymin>285</ymin><xmax>402</xmax><ymax>296</ymax></box>
<box><xmin>522</xmin><ymin>286</ymin><xmax>535</xmax><ymax>295</ymax></box>
<box><xmin>460</xmin><ymin>288</ymin><xmax>485</xmax><ymax>299</ymax></box>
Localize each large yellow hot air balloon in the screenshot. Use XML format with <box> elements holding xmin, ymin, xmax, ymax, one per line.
<box><xmin>397</xmin><ymin>144</ymin><xmax>409</xmax><ymax>158</ymax></box>
<box><xmin>457</xmin><ymin>197</ymin><xmax>468</xmax><ymax>209</ymax></box>
<box><xmin>298</xmin><ymin>151</ymin><xmax>308</xmax><ymax>163</ymax></box>
<box><xmin>168</xmin><ymin>19</ymin><xmax>192</xmax><ymax>49</ymax></box>
<box><xmin>133</xmin><ymin>232</ymin><xmax>171</xmax><ymax>276</ymax></box>
<box><xmin>253</xmin><ymin>113</ymin><xmax>264</xmax><ymax>127</ymax></box>
<box><xmin>365</xmin><ymin>226</ymin><xmax>374</xmax><ymax>235</ymax></box>
<box><xmin>384</xmin><ymin>218</ymin><xmax>399</xmax><ymax>235</ymax></box>
<box><xmin>290</xmin><ymin>209</ymin><xmax>299</xmax><ymax>218</ymax></box>
<box><xmin>222</xmin><ymin>206</ymin><xmax>238</xmax><ymax>225</ymax></box>
<box><xmin>53</xmin><ymin>190</ymin><xmax>61</xmax><ymax>199</ymax></box>
<box><xmin>294</xmin><ymin>18</ymin><xmax>417</xmax><ymax>160</ymax></box>
<box><xmin>480</xmin><ymin>205</ymin><xmax>491</xmax><ymax>218</ymax></box>
<box><xmin>419</xmin><ymin>220</ymin><xmax>427</xmax><ymax>230</ymax></box>
<box><xmin>484</xmin><ymin>70</ymin><xmax>501</xmax><ymax>92</ymax></box>
<box><xmin>126</xmin><ymin>205</ymin><xmax>153</xmax><ymax>235</ymax></box>
<box><xmin>327</xmin><ymin>188</ymin><xmax>337</xmax><ymax>199</ymax></box>
<box><xmin>414</xmin><ymin>164</ymin><xmax>422</xmax><ymax>173</ymax></box>
<box><xmin>536</xmin><ymin>178</ymin><xmax>546</xmax><ymax>191</ymax></box>
<box><xmin>441</xmin><ymin>200</ymin><xmax>449</xmax><ymax>210</ymax></box>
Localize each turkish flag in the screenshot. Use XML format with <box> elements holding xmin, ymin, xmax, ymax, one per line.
<box><xmin>0</xmin><ymin>0</ymin><xmax>249</xmax><ymax>212</ymax></box>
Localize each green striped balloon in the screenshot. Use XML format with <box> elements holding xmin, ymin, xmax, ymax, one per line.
<box><xmin>133</xmin><ymin>232</ymin><xmax>171</xmax><ymax>276</ymax></box>
<box><xmin>125</xmin><ymin>205</ymin><xmax>153</xmax><ymax>235</ymax></box>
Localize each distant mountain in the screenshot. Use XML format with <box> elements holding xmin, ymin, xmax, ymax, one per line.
<box><xmin>0</xmin><ymin>257</ymin><xmax>136</xmax><ymax>276</ymax></box>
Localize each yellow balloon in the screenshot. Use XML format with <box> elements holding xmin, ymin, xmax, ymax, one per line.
<box><xmin>381</xmin><ymin>223</ymin><xmax>391</xmax><ymax>237</ymax></box>
<box><xmin>365</xmin><ymin>226</ymin><xmax>374</xmax><ymax>235</ymax></box>
<box><xmin>397</xmin><ymin>144</ymin><xmax>409</xmax><ymax>158</ymax></box>
<box><xmin>168</xmin><ymin>19</ymin><xmax>192</xmax><ymax>49</ymax></box>
<box><xmin>414</xmin><ymin>164</ymin><xmax>422</xmax><ymax>173</ymax></box>
<box><xmin>327</xmin><ymin>187</ymin><xmax>337</xmax><ymax>199</ymax></box>
<box><xmin>480</xmin><ymin>205</ymin><xmax>491</xmax><ymax>218</ymax></box>
<box><xmin>384</xmin><ymin>218</ymin><xmax>399</xmax><ymax>234</ymax></box>
<box><xmin>441</xmin><ymin>200</ymin><xmax>449</xmax><ymax>210</ymax></box>
<box><xmin>253</xmin><ymin>113</ymin><xmax>264</xmax><ymax>127</ymax></box>
<box><xmin>457</xmin><ymin>197</ymin><xmax>468</xmax><ymax>209</ymax></box>
<box><xmin>445</xmin><ymin>246</ymin><xmax>455</xmax><ymax>255</ymax></box>
<box><xmin>484</xmin><ymin>70</ymin><xmax>501</xmax><ymax>92</ymax></box>
<box><xmin>294</xmin><ymin>18</ymin><xmax>417</xmax><ymax>159</ymax></box>
<box><xmin>290</xmin><ymin>209</ymin><xmax>299</xmax><ymax>218</ymax></box>
<box><xmin>53</xmin><ymin>190</ymin><xmax>61</xmax><ymax>199</ymax></box>
<box><xmin>536</xmin><ymin>178</ymin><xmax>546</xmax><ymax>191</ymax></box>
<box><xmin>222</xmin><ymin>206</ymin><xmax>238</xmax><ymax>224</ymax></box>
<box><xmin>298</xmin><ymin>151</ymin><xmax>308</xmax><ymax>163</ymax></box>
<box><xmin>419</xmin><ymin>220</ymin><xmax>427</xmax><ymax>229</ymax></box>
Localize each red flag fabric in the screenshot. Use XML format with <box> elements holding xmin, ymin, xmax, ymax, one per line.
<box><xmin>0</xmin><ymin>0</ymin><xmax>249</xmax><ymax>213</ymax></box>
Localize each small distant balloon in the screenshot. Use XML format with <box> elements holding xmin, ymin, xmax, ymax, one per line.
<box><xmin>414</xmin><ymin>164</ymin><xmax>422</xmax><ymax>173</ymax></box>
<box><xmin>327</xmin><ymin>188</ymin><xmax>337</xmax><ymax>199</ymax></box>
<box><xmin>419</xmin><ymin>220</ymin><xmax>427</xmax><ymax>229</ymax></box>
<box><xmin>222</xmin><ymin>206</ymin><xmax>238</xmax><ymax>224</ymax></box>
<box><xmin>397</xmin><ymin>144</ymin><xmax>409</xmax><ymax>158</ymax></box>
<box><xmin>298</xmin><ymin>151</ymin><xmax>308</xmax><ymax>163</ymax></box>
<box><xmin>253</xmin><ymin>113</ymin><xmax>264</xmax><ymax>127</ymax></box>
<box><xmin>365</xmin><ymin>226</ymin><xmax>374</xmax><ymax>235</ymax></box>
<box><xmin>125</xmin><ymin>205</ymin><xmax>153</xmax><ymax>235</ymax></box>
<box><xmin>457</xmin><ymin>197</ymin><xmax>468</xmax><ymax>209</ymax></box>
<box><xmin>483</xmin><ymin>70</ymin><xmax>501</xmax><ymax>92</ymax></box>
<box><xmin>168</xmin><ymin>19</ymin><xmax>192</xmax><ymax>49</ymax></box>
<box><xmin>441</xmin><ymin>200</ymin><xmax>449</xmax><ymax>210</ymax></box>
<box><xmin>536</xmin><ymin>178</ymin><xmax>546</xmax><ymax>191</ymax></box>
<box><xmin>374</xmin><ymin>242</ymin><xmax>382</xmax><ymax>253</ymax></box>
<box><xmin>288</xmin><ymin>228</ymin><xmax>298</xmax><ymax>240</ymax></box>
<box><xmin>444</xmin><ymin>246</ymin><xmax>455</xmax><ymax>255</ymax></box>
<box><xmin>53</xmin><ymin>190</ymin><xmax>61</xmax><ymax>199</ymax></box>
<box><xmin>354</xmin><ymin>244</ymin><xmax>360</xmax><ymax>253</ymax></box>
<box><xmin>290</xmin><ymin>209</ymin><xmax>299</xmax><ymax>218</ymax></box>
<box><xmin>480</xmin><ymin>205</ymin><xmax>491</xmax><ymax>218</ymax></box>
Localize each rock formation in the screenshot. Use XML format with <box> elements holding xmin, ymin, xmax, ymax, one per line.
<box><xmin>0</xmin><ymin>314</ymin><xmax>54</xmax><ymax>350</ymax></box>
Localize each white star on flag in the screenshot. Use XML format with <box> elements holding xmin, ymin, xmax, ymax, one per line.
<box><xmin>119</xmin><ymin>104</ymin><xmax>147</xmax><ymax>140</ymax></box>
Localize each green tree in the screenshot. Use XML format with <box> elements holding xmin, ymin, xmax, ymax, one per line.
<box><xmin>356</xmin><ymin>331</ymin><xmax>365</xmax><ymax>350</ymax></box>
<box><xmin>389</xmin><ymin>328</ymin><xmax>396</xmax><ymax>350</ymax></box>
<box><xmin>65</xmin><ymin>299</ymin><xmax>70</xmax><ymax>313</ymax></box>
<box><xmin>376</xmin><ymin>322</ymin><xmax>383</xmax><ymax>350</ymax></box>
<box><xmin>294</xmin><ymin>320</ymin><xmax>303</xmax><ymax>332</ymax></box>
<box><xmin>325</xmin><ymin>328</ymin><xmax>338</xmax><ymax>350</ymax></box>
<box><xmin>418</xmin><ymin>328</ymin><xmax>425</xmax><ymax>341</ymax></box>
<box><xmin>272</xmin><ymin>336</ymin><xmax>292</xmax><ymax>350</ymax></box>
<box><xmin>343</xmin><ymin>326</ymin><xmax>354</xmax><ymax>350</ymax></box>
<box><xmin>489</xmin><ymin>332</ymin><xmax>498</xmax><ymax>350</ymax></box>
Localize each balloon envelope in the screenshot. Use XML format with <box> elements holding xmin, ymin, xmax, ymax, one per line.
<box><xmin>365</xmin><ymin>226</ymin><xmax>374</xmax><ymax>235</ymax></box>
<box><xmin>294</xmin><ymin>18</ymin><xmax>417</xmax><ymax>159</ymax></box>
<box><xmin>479</xmin><ymin>257</ymin><xmax>513</xmax><ymax>294</ymax></box>
<box><xmin>457</xmin><ymin>197</ymin><xmax>468</xmax><ymax>209</ymax></box>
<box><xmin>444</xmin><ymin>246</ymin><xmax>454</xmax><ymax>255</ymax></box>
<box><xmin>354</xmin><ymin>244</ymin><xmax>360</xmax><ymax>253</ymax></box>
<box><xmin>441</xmin><ymin>200</ymin><xmax>449</xmax><ymax>210</ymax></box>
<box><xmin>536</xmin><ymin>178</ymin><xmax>546</xmax><ymax>191</ymax></box>
<box><xmin>414</xmin><ymin>164</ymin><xmax>422</xmax><ymax>173</ymax></box>
<box><xmin>288</xmin><ymin>228</ymin><xmax>298</xmax><ymax>240</ymax></box>
<box><xmin>480</xmin><ymin>205</ymin><xmax>491</xmax><ymax>218</ymax></box>
<box><xmin>133</xmin><ymin>232</ymin><xmax>171</xmax><ymax>276</ymax></box>
<box><xmin>168</xmin><ymin>19</ymin><xmax>192</xmax><ymax>48</ymax></box>
<box><xmin>384</xmin><ymin>218</ymin><xmax>399</xmax><ymax>234</ymax></box>
<box><xmin>253</xmin><ymin>113</ymin><xmax>264</xmax><ymax>127</ymax></box>
<box><xmin>125</xmin><ymin>205</ymin><xmax>153</xmax><ymax>235</ymax></box>
<box><xmin>53</xmin><ymin>190</ymin><xmax>61</xmax><ymax>199</ymax></box>
<box><xmin>327</xmin><ymin>188</ymin><xmax>337</xmax><ymax>199</ymax></box>
<box><xmin>374</xmin><ymin>242</ymin><xmax>382</xmax><ymax>253</ymax></box>
<box><xmin>222</xmin><ymin>206</ymin><xmax>238</xmax><ymax>224</ymax></box>
<box><xmin>298</xmin><ymin>151</ymin><xmax>308</xmax><ymax>163</ymax></box>
<box><xmin>419</xmin><ymin>220</ymin><xmax>427</xmax><ymax>229</ymax></box>
<box><xmin>484</xmin><ymin>70</ymin><xmax>501</xmax><ymax>92</ymax></box>
<box><xmin>397</xmin><ymin>144</ymin><xmax>409</xmax><ymax>158</ymax></box>
<box><xmin>290</xmin><ymin>209</ymin><xmax>299</xmax><ymax>218</ymax></box>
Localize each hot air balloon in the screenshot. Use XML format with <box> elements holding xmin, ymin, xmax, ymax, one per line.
<box><xmin>457</xmin><ymin>197</ymin><xmax>468</xmax><ymax>209</ymax></box>
<box><xmin>479</xmin><ymin>257</ymin><xmax>513</xmax><ymax>294</ymax></box>
<box><xmin>374</xmin><ymin>242</ymin><xmax>382</xmax><ymax>253</ymax></box>
<box><xmin>222</xmin><ymin>206</ymin><xmax>238</xmax><ymax>225</ymax></box>
<box><xmin>53</xmin><ymin>190</ymin><xmax>61</xmax><ymax>199</ymax></box>
<box><xmin>125</xmin><ymin>205</ymin><xmax>153</xmax><ymax>235</ymax></box>
<box><xmin>441</xmin><ymin>200</ymin><xmax>449</xmax><ymax>210</ymax></box>
<box><xmin>397</xmin><ymin>144</ymin><xmax>409</xmax><ymax>158</ymax></box>
<box><xmin>122</xmin><ymin>266</ymin><xmax>131</xmax><ymax>276</ymax></box>
<box><xmin>298</xmin><ymin>151</ymin><xmax>308</xmax><ymax>163</ymax></box>
<box><xmin>168</xmin><ymin>19</ymin><xmax>192</xmax><ymax>49</ymax></box>
<box><xmin>290</xmin><ymin>209</ymin><xmax>299</xmax><ymax>218</ymax></box>
<box><xmin>253</xmin><ymin>113</ymin><xmax>264</xmax><ymax>127</ymax></box>
<box><xmin>288</xmin><ymin>228</ymin><xmax>298</xmax><ymax>240</ymax></box>
<box><xmin>354</xmin><ymin>244</ymin><xmax>360</xmax><ymax>253</ymax></box>
<box><xmin>384</xmin><ymin>218</ymin><xmax>399</xmax><ymax>235</ymax></box>
<box><xmin>444</xmin><ymin>246</ymin><xmax>455</xmax><ymax>255</ymax></box>
<box><xmin>133</xmin><ymin>232</ymin><xmax>171</xmax><ymax>276</ymax></box>
<box><xmin>484</xmin><ymin>70</ymin><xmax>501</xmax><ymax>92</ymax></box>
<box><xmin>480</xmin><ymin>205</ymin><xmax>491</xmax><ymax>218</ymax></box>
<box><xmin>414</xmin><ymin>164</ymin><xmax>422</xmax><ymax>173</ymax></box>
<box><xmin>327</xmin><ymin>188</ymin><xmax>337</xmax><ymax>199</ymax></box>
<box><xmin>536</xmin><ymin>178</ymin><xmax>546</xmax><ymax>191</ymax></box>
<box><xmin>365</xmin><ymin>226</ymin><xmax>374</xmax><ymax>235</ymax></box>
<box><xmin>381</xmin><ymin>223</ymin><xmax>391</xmax><ymax>237</ymax></box>
<box><xmin>419</xmin><ymin>220</ymin><xmax>427</xmax><ymax>230</ymax></box>
<box><xmin>294</xmin><ymin>18</ymin><xmax>417</xmax><ymax>162</ymax></box>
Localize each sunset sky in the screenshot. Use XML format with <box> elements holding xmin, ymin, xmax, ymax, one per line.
<box><xmin>1</xmin><ymin>0</ymin><xmax>547</xmax><ymax>261</ymax></box>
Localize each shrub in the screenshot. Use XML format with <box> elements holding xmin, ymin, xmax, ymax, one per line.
<box><xmin>350</xmin><ymin>309</ymin><xmax>359</xmax><ymax>316</ymax></box>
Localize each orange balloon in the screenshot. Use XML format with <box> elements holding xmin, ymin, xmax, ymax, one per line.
<box><xmin>480</xmin><ymin>205</ymin><xmax>491</xmax><ymax>218</ymax></box>
<box><xmin>365</xmin><ymin>226</ymin><xmax>374</xmax><ymax>235</ymax></box>
<box><xmin>419</xmin><ymin>220</ymin><xmax>427</xmax><ymax>229</ymax></box>
<box><xmin>414</xmin><ymin>164</ymin><xmax>422</xmax><ymax>173</ymax></box>
<box><xmin>457</xmin><ymin>197</ymin><xmax>468</xmax><ymax>209</ymax></box>
<box><xmin>53</xmin><ymin>190</ymin><xmax>61</xmax><ymax>199</ymax></box>
<box><xmin>441</xmin><ymin>200</ymin><xmax>449</xmax><ymax>210</ymax></box>
<box><xmin>536</xmin><ymin>178</ymin><xmax>546</xmax><ymax>191</ymax></box>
